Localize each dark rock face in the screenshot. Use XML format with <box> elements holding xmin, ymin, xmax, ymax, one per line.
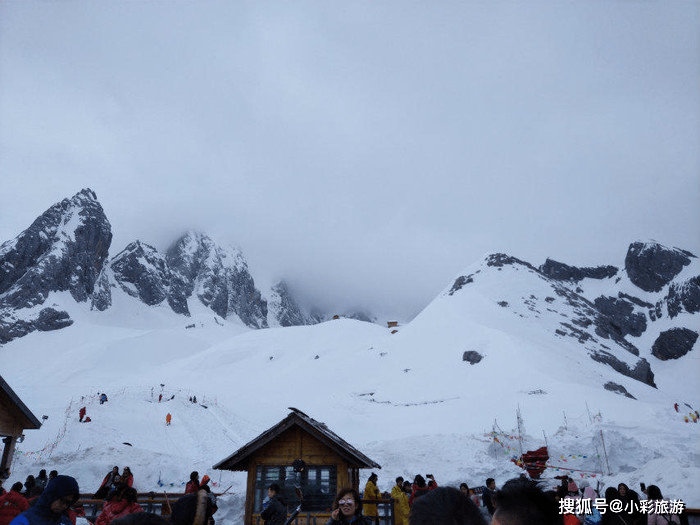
<box><xmin>448</xmin><ymin>275</ymin><xmax>474</xmax><ymax>295</ymax></box>
<box><xmin>462</xmin><ymin>351</ymin><xmax>483</xmax><ymax>364</ymax></box>
<box><xmin>35</xmin><ymin>308</ymin><xmax>73</xmax><ymax>331</ymax></box>
<box><xmin>111</xmin><ymin>241</ymin><xmax>190</xmax><ymax>315</ymax></box>
<box><xmin>590</xmin><ymin>351</ymin><xmax>655</xmax><ymax>387</ymax></box>
<box><xmin>270</xmin><ymin>280</ymin><xmax>314</xmax><ymax>327</ymax></box>
<box><xmin>593</xmin><ymin>296</ymin><xmax>647</xmax><ymax>337</ymax></box>
<box><xmin>539</xmin><ymin>259</ymin><xmax>618</xmax><ymax>282</ymax></box>
<box><xmin>486</xmin><ymin>253</ymin><xmax>537</xmax><ymax>271</ymax></box>
<box><xmin>625</xmin><ymin>242</ymin><xmax>694</xmax><ymax>292</ymax></box>
<box><xmin>0</xmin><ymin>307</ymin><xmax>73</xmax><ymax>344</ymax></box>
<box><xmin>91</xmin><ymin>268</ymin><xmax>112</xmax><ymax>311</ymax></box>
<box><xmin>603</xmin><ymin>382</ymin><xmax>636</xmax><ymax>399</ymax></box>
<box><xmin>0</xmin><ymin>189</ymin><xmax>111</xmax><ymax>344</ymax></box>
<box><xmin>0</xmin><ymin>188</ymin><xmax>112</xmax><ymax>308</ymax></box>
<box><xmin>651</xmin><ymin>328</ymin><xmax>699</xmax><ymax>360</ymax></box>
<box><xmin>666</xmin><ymin>276</ymin><xmax>700</xmax><ymax>318</ymax></box>
<box><xmin>166</xmin><ymin>232</ymin><xmax>268</xmax><ymax>328</ymax></box>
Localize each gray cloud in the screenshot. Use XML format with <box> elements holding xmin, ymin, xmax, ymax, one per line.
<box><xmin>1</xmin><ymin>0</ymin><xmax>698</xmax><ymax>320</ymax></box>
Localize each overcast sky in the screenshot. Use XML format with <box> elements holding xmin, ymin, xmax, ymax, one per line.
<box><xmin>1</xmin><ymin>0</ymin><xmax>698</xmax><ymax>321</ymax></box>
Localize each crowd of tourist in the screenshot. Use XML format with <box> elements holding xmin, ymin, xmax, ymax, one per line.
<box><xmin>0</xmin><ymin>467</ymin><xmax>689</xmax><ymax>525</ymax></box>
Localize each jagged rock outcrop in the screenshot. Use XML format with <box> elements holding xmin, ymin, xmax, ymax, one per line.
<box><xmin>539</xmin><ymin>259</ymin><xmax>618</xmax><ymax>282</ymax></box>
<box><xmin>651</xmin><ymin>328</ymin><xmax>699</xmax><ymax>360</ymax></box>
<box><xmin>603</xmin><ymin>382</ymin><xmax>636</xmax><ymax>399</ymax></box>
<box><xmin>666</xmin><ymin>276</ymin><xmax>700</xmax><ymax>318</ymax></box>
<box><xmin>268</xmin><ymin>280</ymin><xmax>316</xmax><ymax>327</ymax></box>
<box><xmin>625</xmin><ymin>242</ymin><xmax>694</xmax><ymax>293</ymax></box>
<box><xmin>0</xmin><ymin>189</ymin><xmax>112</xmax><ymax>308</ymax></box>
<box><xmin>0</xmin><ymin>189</ymin><xmax>111</xmax><ymax>343</ymax></box>
<box><xmin>166</xmin><ymin>232</ymin><xmax>268</xmax><ymax>328</ymax></box>
<box><xmin>0</xmin><ymin>307</ymin><xmax>73</xmax><ymax>344</ymax></box>
<box><xmin>111</xmin><ymin>241</ymin><xmax>190</xmax><ymax>315</ymax></box>
<box><xmin>593</xmin><ymin>296</ymin><xmax>647</xmax><ymax>337</ymax></box>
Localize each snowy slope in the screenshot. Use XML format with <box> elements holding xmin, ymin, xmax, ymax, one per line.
<box><xmin>2</xmin><ymin>255</ymin><xmax>699</xmax><ymax>524</ymax></box>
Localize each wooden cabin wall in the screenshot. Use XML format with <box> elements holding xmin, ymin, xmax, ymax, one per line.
<box><xmin>243</xmin><ymin>427</ymin><xmax>356</xmax><ymax>525</ymax></box>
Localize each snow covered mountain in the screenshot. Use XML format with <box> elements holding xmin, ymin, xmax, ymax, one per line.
<box><xmin>0</xmin><ymin>190</ymin><xmax>322</xmax><ymax>341</ymax></box>
<box><xmin>1</xmin><ymin>190</ymin><xmax>698</xmax><ymax>391</ymax></box>
<box><xmin>1</xmin><ymin>191</ymin><xmax>698</xmax><ymax>518</ymax></box>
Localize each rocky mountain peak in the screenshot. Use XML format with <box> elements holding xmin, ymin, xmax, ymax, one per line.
<box><xmin>625</xmin><ymin>241</ymin><xmax>695</xmax><ymax>292</ymax></box>
<box><xmin>0</xmin><ymin>188</ymin><xmax>112</xmax><ymax>343</ymax></box>
<box><xmin>166</xmin><ymin>231</ymin><xmax>267</xmax><ymax>328</ymax></box>
<box><xmin>0</xmin><ymin>188</ymin><xmax>112</xmax><ymax>307</ymax></box>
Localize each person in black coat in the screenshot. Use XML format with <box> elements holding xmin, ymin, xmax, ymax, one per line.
<box><xmin>260</xmin><ymin>484</ymin><xmax>287</xmax><ymax>525</ymax></box>
<box><xmin>409</xmin><ymin>487</ymin><xmax>486</xmax><ymax>525</ymax></box>
<box><xmin>482</xmin><ymin>478</ymin><xmax>496</xmax><ymax>516</ymax></box>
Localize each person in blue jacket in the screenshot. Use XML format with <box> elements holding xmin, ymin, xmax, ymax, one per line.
<box><xmin>10</xmin><ymin>475</ymin><xmax>79</xmax><ymax>525</ymax></box>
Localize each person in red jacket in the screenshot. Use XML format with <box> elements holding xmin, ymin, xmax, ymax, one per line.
<box><xmin>95</xmin><ymin>487</ymin><xmax>143</xmax><ymax>525</ymax></box>
<box><xmin>184</xmin><ymin>472</ymin><xmax>199</xmax><ymax>495</ymax></box>
<box><xmin>121</xmin><ymin>468</ymin><xmax>133</xmax><ymax>488</ymax></box>
<box><xmin>94</xmin><ymin>467</ymin><xmax>120</xmax><ymax>499</ymax></box>
<box><xmin>79</xmin><ymin>407</ymin><xmax>86</xmax><ymax>422</ymax></box>
<box><xmin>0</xmin><ymin>482</ymin><xmax>29</xmax><ymax>525</ymax></box>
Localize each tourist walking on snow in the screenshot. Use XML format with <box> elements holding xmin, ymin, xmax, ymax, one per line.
<box><xmin>78</xmin><ymin>407</ymin><xmax>86</xmax><ymax>422</ymax></box>
<box><xmin>166</xmin><ymin>413</ymin><xmax>172</xmax><ymax>426</ymax></box>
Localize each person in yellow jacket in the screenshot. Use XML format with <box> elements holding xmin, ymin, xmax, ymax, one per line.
<box><xmin>390</xmin><ymin>476</ymin><xmax>409</xmax><ymax>525</ymax></box>
<box><xmin>363</xmin><ymin>473</ymin><xmax>381</xmax><ymax>519</ymax></box>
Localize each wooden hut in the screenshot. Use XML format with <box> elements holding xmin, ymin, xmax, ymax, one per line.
<box><xmin>213</xmin><ymin>408</ymin><xmax>380</xmax><ymax>525</ymax></box>
<box><xmin>0</xmin><ymin>375</ymin><xmax>41</xmax><ymax>478</ymax></box>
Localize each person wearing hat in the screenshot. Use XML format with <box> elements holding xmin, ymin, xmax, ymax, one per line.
<box><xmin>363</xmin><ymin>473</ymin><xmax>381</xmax><ymax>519</ymax></box>
<box><xmin>10</xmin><ymin>475</ymin><xmax>79</xmax><ymax>525</ymax></box>
<box><xmin>260</xmin><ymin>484</ymin><xmax>286</xmax><ymax>525</ymax></box>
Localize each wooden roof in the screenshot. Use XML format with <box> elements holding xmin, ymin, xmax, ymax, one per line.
<box><xmin>212</xmin><ymin>408</ymin><xmax>380</xmax><ymax>471</ymax></box>
<box><xmin>0</xmin><ymin>375</ymin><xmax>42</xmax><ymax>431</ymax></box>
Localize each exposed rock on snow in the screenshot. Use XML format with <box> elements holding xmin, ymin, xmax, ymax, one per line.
<box><xmin>166</xmin><ymin>232</ymin><xmax>268</xmax><ymax>328</ymax></box>
<box><xmin>539</xmin><ymin>259</ymin><xmax>618</xmax><ymax>282</ymax></box>
<box><xmin>651</xmin><ymin>328</ymin><xmax>699</xmax><ymax>361</ymax></box>
<box><xmin>462</xmin><ymin>350</ymin><xmax>483</xmax><ymax>364</ymax></box>
<box><xmin>624</xmin><ymin>241</ymin><xmax>694</xmax><ymax>293</ymax></box>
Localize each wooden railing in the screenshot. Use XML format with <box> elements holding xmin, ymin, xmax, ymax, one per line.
<box><xmin>77</xmin><ymin>492</ymin><xmax>187</xmax><ymax>522</ymax></box>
